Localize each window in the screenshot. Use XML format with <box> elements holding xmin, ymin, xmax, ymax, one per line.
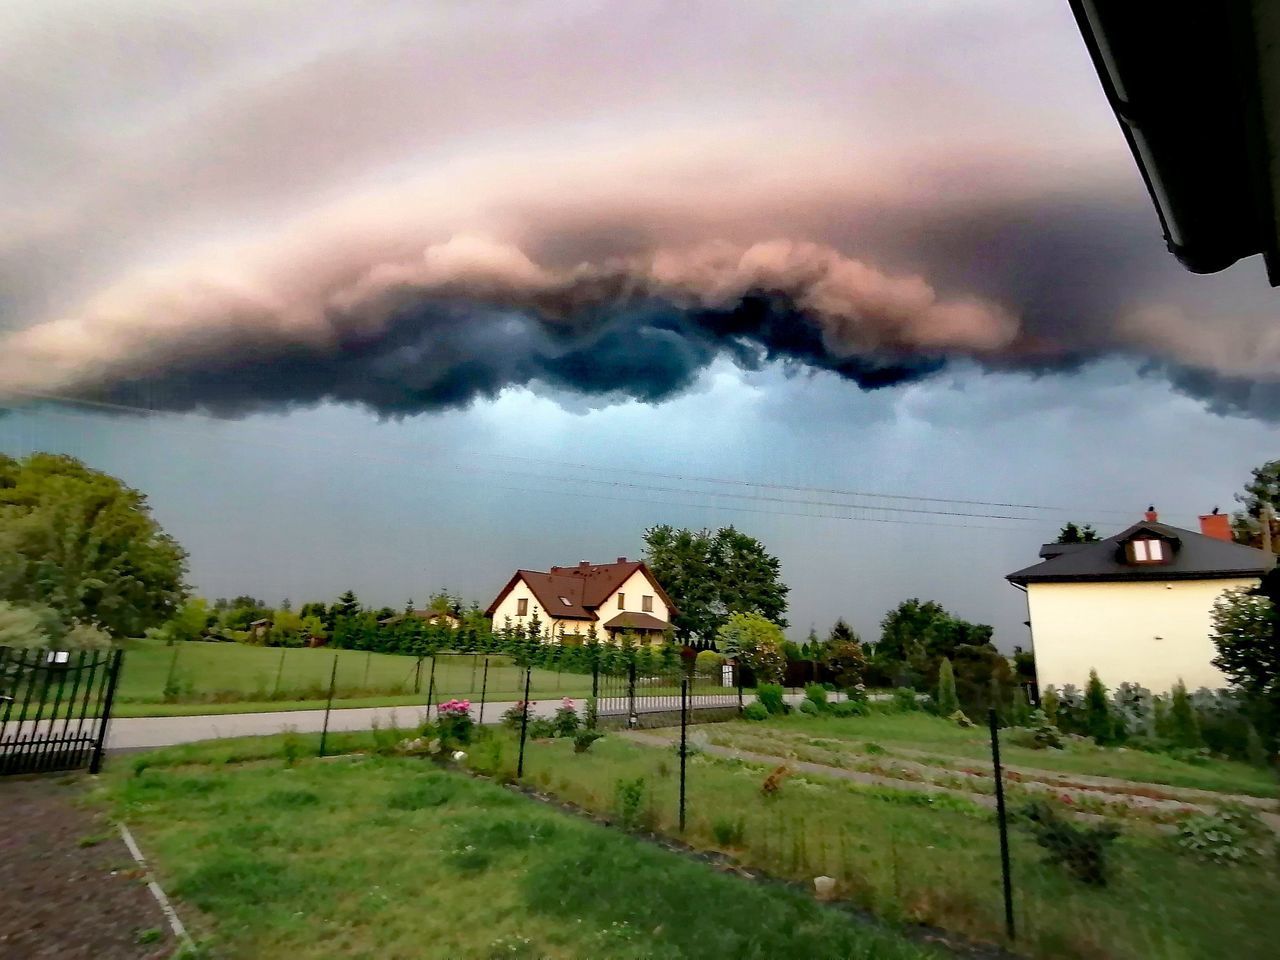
<box><xmin>617</xmin><ymin>593</ymin><xmax>625</xmax><ymax>609</ymax></box>
<box><xmin>517</xmin><ymin>598</ymin><xmax>528</xmax><ymax>616</ymax></box>
<box><xmin>1127</xmin><ymin>538</ymin><xmax>1165</xmax><ymax>564</ymax></box>
<box><xmin>559</xmin><ymin>596</ymin><xmax>572</xmax><ymax>606</ymax></box>
<box><xmin>642</xmin><ymin>595</ymin><xmax>654</xmax><ymax>613</ymax></box>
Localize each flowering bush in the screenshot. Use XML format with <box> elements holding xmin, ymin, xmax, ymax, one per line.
<box><xmin>554</xmin><ymin>697</ymin><xmax>581</xmax><ymax>737</ymax></box>
<box><xmin>501</xmin><ymin>701</ymin><xmax>534</xmax><ymax>729</ymax></box>
<box><xmin>436</xmin><ymin>698</ymin><xmax>474</xmax><ymax>745</ymax></box>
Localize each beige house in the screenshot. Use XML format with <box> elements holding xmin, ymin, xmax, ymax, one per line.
<box><xmin>485</xmin><ymin>557</ymin><xmax>675</xmax><ymax>642</ymax></box>
<box><xmin>1007</xmin><ymin>508</ymin><xmax>1274</xmax><ymax>694</ymax></box>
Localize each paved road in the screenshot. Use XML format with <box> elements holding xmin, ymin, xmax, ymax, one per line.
<box><xmin>97</xmin><ymin>693</ymin><xmax>821</xmax><ymax>751</ymax></box>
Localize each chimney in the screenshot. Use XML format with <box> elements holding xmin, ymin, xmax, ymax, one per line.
<box><xmin>1144</xmin><ymin>505</ymin><xmax>1158</xmax><ymax>522</ymax></box>
<box><xmin>1199</xmin><ymin>511</ymin><xmax>1232</xmax><ymax>542</ymax></box>
<box><xmin>616</xmin><ymin>556</ymin><xmax>627</xmax><ymax>564</ymax></box>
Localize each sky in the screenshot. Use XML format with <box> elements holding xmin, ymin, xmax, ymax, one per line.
<box><xmin>2</xmin><ymin>1</ymin><xmax>1278</xmax><ymax>647</ymax></box>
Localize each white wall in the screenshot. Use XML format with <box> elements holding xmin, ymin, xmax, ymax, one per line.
<box><xmin>1025</xmin><ymin>577</ymin><xmax>1256</xmax><ymax>694</ymax></box>
<box><xmin>598</xmin><ymin>569</ymin><xmax>670</xmax><ymax>633</ymax></box>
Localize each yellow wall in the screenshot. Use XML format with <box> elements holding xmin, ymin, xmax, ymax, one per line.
<box><xmin>489</xmin><ymin>569</ymin><xmax>670</xmax><ymax>641</ymax></box>
<box><xmin>1024</xmin><ymin>577</ymin><xmax>1257</xmax><ymax>693</ymax></box>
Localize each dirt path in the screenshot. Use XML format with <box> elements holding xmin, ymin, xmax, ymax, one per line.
<box><xmin>0</xmin><ymin>776</ymin><xmax>176</xmax><ymax>960</ymax></box>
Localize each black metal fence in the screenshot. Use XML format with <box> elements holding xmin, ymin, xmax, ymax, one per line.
<box><xmin>0</xmin><ymin>647</ymin><xmax>124</xmax><ymax>776</ymax></box>
<box><xmin>593</xmin><ymin>659</ymin><xmax>742</xmax><ymax>727</ymax></box>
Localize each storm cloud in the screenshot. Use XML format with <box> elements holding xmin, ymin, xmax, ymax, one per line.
<box><xmin>2</xmin><ymin>1</ymin><xmax>1278</xmax><ymax>419</ymax></box>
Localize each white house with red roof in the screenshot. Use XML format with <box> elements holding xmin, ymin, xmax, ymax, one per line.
<box><xmin>485</xmin><ymin>557</ymin><xmax>675</xmax><ymax>642</ymax></box>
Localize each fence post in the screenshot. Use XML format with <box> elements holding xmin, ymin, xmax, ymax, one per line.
<box><xmin>516</xmin><ymin>666</ymin><xmax>532</xmax><ymax>779</ymax></box>
<box><xmin>414</xmin><ymin>656</ymin><xmax>423</xmax><ymax>694</ymax></box>
<box><xmin>679</xmin><ymin>677</ymin><xmax>688</xmax><ymax>833</ymax></box>
<box><xmin>319</xmin><ymin>655</ymin><xmax>338</xmax><ymax>757</ymax></box>
<box><xmin>425</xmin><ymin>655</ymin><xmax>437</xmax><ymax>718</ymax></box>
<box><xmin>470</xmin><ymin>653</ymin><xmax>478</xmax><ymax>693</ymax></box>
<box><xmin>88</xmin><ymin>649</ymin><xmax>124</xmax><ymax>774</ymax></box>
<box><xmin>272</xmin><ymin>647</ymin><xmax>287</xmax><ymax>698</ymax></box>
<box><xmin>591</xmin><ymin>658</ymin><xmax>599</xmax><ymax>700</ymax></box>
<box><xmin>627</xmin><ymin>657</ymin><xmax>638</xmax><ymax>728</ymax></box>
<box><xmin>479</xmin><ymin>657</ymin><xmax>490</xmax><ymax>724</ymax></box>
<box><xmin>736</xmin><ymin>660</ymin><xmax>744</xmax><ymax>715</ymax></box>
<box><xmin>988</xmin><ymin>707</ymin><xmax>1016</xmax><ymax>941</ymax></box>
<box><xmin>362</xmin><ymin>651</ymin><xmax>372</xmax><ymax>689</ymax></box>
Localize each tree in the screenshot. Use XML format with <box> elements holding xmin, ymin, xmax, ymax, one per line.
<box><xmin>643</xmin><ymin>525</ymin><xmax>789</xmax><ymax>642</ymax></box>
<box><xmin>1056</xmin><ymin>522</ymin><xmax>1100</xmax><ymax>544</ymax></box>
<box><xmin>936</xmin><ymin>657</ymin><xmax>959</xmax><ymax>716</ymax></box>
<box><xmin>333</xmin><ymin>590</ymin><xmax>361</xmax><ymax>620</ymax></box>
<box><xmin>149</xmin><ymin>597</ymin><xmax>213</xmax><ymax>645</ymax></box>
<box><xmin>1232</xmin><ymin>459</ymin><xmax>1280</xmax><ymax>550</ymax></box>
<box><xmin>876</xmin><ymin>598</ymin><xmax>993</xmax><ymax>664</ymax></box>
<box><xmin>0</xmin><ymin>600</ymin><xmax>111</xmax><ymax>650</ymax></box>
<box><xmin>0</xmin><ymin>453</ymin><xmax>188</xmax><ymax>638</ymax></box>
<box><xmin>823</xmin><ymin>631</ymin><xmax>868</xmax><ymax>693</ymax></box>
<box><xmin>1210</xmin><ymin>584</ymin><xmax>1280</xmax><ymax>742</ymax></box>
<box><xmin>1084</xmin><ymin>669</ymin><xmax>1119</xmax><ymax>744</ymax></box>
<box><xmin>716</xmin><ymin>612</ymin><xmax>786</xmax><ymax>684</ymax></box>
<box><xmin>1168</xmin><ymin>680</ymin><xmax>1204</xmax><ymax>748</ymax></box>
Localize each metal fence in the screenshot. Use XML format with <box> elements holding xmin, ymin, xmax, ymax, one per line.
<box><xmin>0</xmin><ymin>646</ymin><xmax>124</xmax><ymax>775</ymax></box>
<box><xmin>593</xmin><ymin>659</ymin><xmax>741</xmax><ymax>726</ymax></box>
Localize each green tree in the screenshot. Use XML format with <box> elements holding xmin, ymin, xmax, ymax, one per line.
<box><xmin>1055</xmin><ymin>522</ymin><xmax>1100</xmax><ymax>544</ymax></box>
<box><xmin>150</xmin><ymin>597</ymin><xmax>213</xmax><ymax>645</ymax></box>
<box><xmin>1168</xmin><ymin>680</ymin><xmax>1204</xmax><ymax>749</ymax></box>
<box><xmin>1232</xmin><ymin>459</ymin><xmax>1280</xmax><ymax>550</ymax></box>
<box><xmin>333</xmin><ymin>590</ymin><xmax>361</xmax><ymax>620</ymax></box>
<box><xmin>823</xmin><ymin>631</ymin><xmax>868</xmax><ymax>693</ymax></box>
<box><xmin>936</xmin><ymin>657</ymin><xmax>959</xmax><ymax>716</ymax></box>
<box><xmin>716</xmin><ymin>612</ymin><xmax>786</xmax><ymax>684</ymax></box>
<box><xmin>643</xmin><ymin>525</ymin><xmax>789</xmax><ymax>642</ymax></box>
<box><xmin>0</xmin><ymin>599</ymin><xmax>111</xmax><ymax>649</ymax></box>
<box><xmin>1210</xmin><ymin>583</ymin><xmax>1280</xmax><ymax>743</ymax></box>
<box><xmin>0</xmin><ymin>453</ymin><xmax>188</xmax><ymax>637</ymax></box>
<box><xmin>1084</xmin><ymin>669</ymin><xmax>1119</xmax><ymax>744</ymax></box>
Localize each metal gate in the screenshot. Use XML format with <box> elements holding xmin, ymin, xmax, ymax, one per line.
<box><xmin>0</xmin><ymin>647</ymin><xmax>124</xmax><ymax>776</ymax></box>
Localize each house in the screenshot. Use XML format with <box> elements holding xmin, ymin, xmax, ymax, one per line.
<box><xmin>377</xmin><ymin>609</ymin><xmax>460</xmax><ymax>629</ymax></box>
<box><xmin>247</xmin><ymin>618</ymin><xmax>272</xmax><ymax>640</ymax></box>
<box><xmin>485</xmin><ymin>557</ymin><xmax>675</xmax><ymax>642</ymax></box>
<box><xmin>1007</xmin><ymin>507</ymin><xmax>1275</xmax><ymax>694</ymax></box>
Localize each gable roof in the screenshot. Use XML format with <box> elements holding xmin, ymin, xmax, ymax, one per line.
<box><xmin>1008</xmin><ymin>520</ymin><xmax>1275</xmax><ymax>585</ymax></box>
<box><xmin>484</xmin><ymin>559</ymin><xmax>676</xmax><ymax>620</ymax></box>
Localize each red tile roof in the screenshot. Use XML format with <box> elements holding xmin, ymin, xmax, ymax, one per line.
<box><xmin>485</xmin><ymin>559</ymin><xmax>676</xmax><ymax>621</ymax></box>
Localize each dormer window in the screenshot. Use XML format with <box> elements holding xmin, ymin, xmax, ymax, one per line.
<box><xmin>1128</xmin><ymin>538</ymin><xmax>1166</xmax><ymax>564</ymax></box>
<box><xmin>560</xmin><ymin>596</ymin><xmax>572</xmax><ymax>606</ymax></box>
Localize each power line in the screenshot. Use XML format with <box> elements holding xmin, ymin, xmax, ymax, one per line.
<box><xmin>3</xmin><ymin>389</ymin><xmax>1138</xmax><ymax>523</ymax></box>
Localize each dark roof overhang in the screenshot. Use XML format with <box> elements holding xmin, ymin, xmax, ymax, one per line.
<box><xmin>1068</xmin><ymin>1</ymin><xmax>1280</xmax><ymax>283</ymax></box>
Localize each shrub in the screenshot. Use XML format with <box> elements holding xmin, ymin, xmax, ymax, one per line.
<box><xmin>1176</xmin><ymin>805</ymin><xmax>1267</xmax><ymax>864</ymax></box>
<box><xmin>936</xmin><ymin>658</ymin><xmax>960</xmax><ymax>717</ymax></box>
<box><xmin>370</xmin><ymin>718</ymin><xmax>406</xmax><ymax>756</ymax></box>
<box><xmin>711</xmin><ymin>816</ymin><xmax>746</xmax><ymax>846</ymax></box>
<box><xmin>553</xmin><ymin>698</ymin><xmax>580</xmax><ymax>737</ymax></box>
<box><xmin>742</xmin><ymin>702</ymin><xmax>769</xmax><ymax>721</ymax></box>
<box><xmin>756</xmin><ymin>683</ymin><xmax>786</xmax><ymax>715</ymax></box>
<box><xmin>822</xmin><ymin>635</ymin><xmax>868</xmax><ymax>692</ymax></box>
<box><xmin>1084</xmin><ymin>669</ymin><xmax>1120</xmax><ymax>745</ymax></box>
<box><xmin>830</xmin><ymin>700</ymin><xmax>868</xmax><ymax>718</ymax></box>
<box><xmin>798</xmin><ymin>699</ymin><xmax>820</xmax><ymax>715</ymax></box>
<box><xmin>695</xmin><ymin>650</ymin><xmax>726</xmax><ymax>675</ymax></box>
<box><xmin>803</xmin><ymin>683</ymin><xmax>828</xmax><ymax>711</ymax></box>
<box><xmin>614</xmin><ymin>777</ymin><xmax>646</xmax><ymax>829</ymax></box>
<box><xmin>1042</xmin><ymin>686</ymin><xmax>1060</xmax><ymax>727</ymax></box>
<box><xmin>1020</xmin><ymin>799</ymin><xmax>1120</xmax><ymax>886</ymax></box>
<box><xmin>716</xmin><ymin>612</ymin><xmax>786</xmax><ymax>684</ymax></box>
<box><xmin>280</xmin><ymin>727</ymin><xmax>303</xmax><ymax>767</ymax></box>
<box><xmin>891</xmin><ymin>687</ymin><xmax>919</xmax><ymax>712</ymax></box>
<box><xmin>501</xmin><ymin>701</ymin><xmax>534</xmax><ymax>729</ymax></box>
<box><xmin>527</xmin><ymin>716</ymin><xmax>556</xmax><ymax>739</ymax></box>
<box><xmin>585</xmin><ymin>696</ymin><xmax>599</xmax><ymax>731</ymax></box>
<box><xmin>1169</xmin><ymin>680</ymin><xmax>1204</xmax><ymax>749</ymax></box>
<box><xmin>436</xmin><ymin>699</ymin><xmax>474</xmax><ymax>746</ymax></box>
<box><xmin>948</xmin><ymin>709</ymin><xmax>974</xmax><ymax>728</ymax></box>
<box><xmin>573</xmin><ymin>729</ymin><xmax>604</xmax><ymax>753</ymax></box>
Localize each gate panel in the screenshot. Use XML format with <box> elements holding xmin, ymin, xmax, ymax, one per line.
<box><xmin>0</xmin><ymin>647</ymin><xmax>124</xmax><ymax>776</ymax></box>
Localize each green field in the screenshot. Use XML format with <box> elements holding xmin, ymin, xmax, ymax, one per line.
<box><xmin>480</xmin><ymin>722</ymin><xmax>1280</xmax><ymax>960</ymax></box>
<box><xmin>100</xmin><ymin>738</ymin><xmax>932</xmax><ymax>959</ymax></box>
<box><xmin>736</xmin><ymin>711</ymin><xmax>1280</xmax><ymax>798</ymax></box>
<box><xmin>114</xmin><ymin>638</ymin><xmax>594</xmax><ymax>714</ymax></box>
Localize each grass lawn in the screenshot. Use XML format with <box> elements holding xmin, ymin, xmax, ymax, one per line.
<box><xmin>99</xmin><ymin>738</ymin><xmax>933</xmax><ymax>960</ymax></box>
<box><xmin>113</xmin><ymin>638</ymin><xmax>594</xmax><ymax>714</ymax></box>
<box><xmin>744</xmin><ymin>711</ymin><xmax>1280</xmax><ymax>798</ymax></box>
<box><xmin>476</xmin><ymin>727</ymin><xmax>1280</xmax><ymax>960</ymax></box>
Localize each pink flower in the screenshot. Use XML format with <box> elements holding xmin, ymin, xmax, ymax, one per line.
<box><xmin>561</xmin><ymin>698</ymin><xmax>575</xmax><ymax>708</ymax></box>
